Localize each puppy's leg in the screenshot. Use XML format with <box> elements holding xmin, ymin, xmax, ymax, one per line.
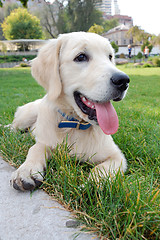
<box><xmin>11</xmin><ymin>142</ymin><xmax>49</xmax><ymax>191</ymax></box>
<box><xmin>11</xmin><ymin>99</ymin><xmax>42</xmax><ymax>131</ymax></box>
<box><xmin>91</xmin><ymin>149</ymin><xmax>127</xmax><ymax>180</ymax></box>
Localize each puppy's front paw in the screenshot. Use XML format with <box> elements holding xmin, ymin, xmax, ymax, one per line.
<box><xmin>10</xmin><ymin>162</ymin><xmax>46</xmax><ymax>191</ymax></box>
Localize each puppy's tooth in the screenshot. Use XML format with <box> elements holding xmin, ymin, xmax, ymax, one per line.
<box><xmin>82</xmin><ymin>97</ymin><xmax>86</xmax><ymax>102</ymax></box>
<box><xmin>91</xmin><ymin>105</ymin><xmax>95</xmax><ymax>109</ymax></box>
<box><xmin>88</xmin><ymin>102</ymin><xmax>91</xmax><ymax>105</ymax></box>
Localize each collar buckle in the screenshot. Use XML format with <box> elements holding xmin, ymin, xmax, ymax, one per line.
<box><xmin>58</xmin><ymin>109</ymin><xmax>91</xmax><ymax>130</ymax></box>
<box><xmin>76</xmin><ymin>121</ymin><xmax>80</xmax><ymax>130</ymax></box>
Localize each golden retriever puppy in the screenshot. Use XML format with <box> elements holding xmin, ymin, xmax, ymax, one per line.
<box><xmin>10</xmin><ymin>32</ymin><xmax>130</xmax><ymax>191</ymax></box>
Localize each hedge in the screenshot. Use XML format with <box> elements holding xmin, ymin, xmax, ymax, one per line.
<box><xmin>0</xmin><ymin>55</ymin><xmax>36</xmax><ymax>63</ymax></box>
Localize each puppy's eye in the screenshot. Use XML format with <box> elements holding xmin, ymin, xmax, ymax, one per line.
<box><xmin>74</xmin><ymin>53</ymin><xmax>89</xmax><ymax>62</ymax></box>
<box><xmin>109</xmin><ymin>55</ymin><xmax>112</xmax><ymax>61</ymax></box>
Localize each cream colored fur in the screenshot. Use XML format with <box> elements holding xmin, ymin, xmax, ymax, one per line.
<box><xmin>11</xmin><ymin>32</ymin><xmax>128</xmax><ymax>191</ymax></box>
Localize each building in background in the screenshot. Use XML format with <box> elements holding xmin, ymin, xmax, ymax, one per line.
<box><xmin>97</xmin><ymin>0</ymin><xmax>135</xmax><ymax>54</ymax></box>
<box><xmin>96</xmin><ymin>0</ymin><xmax>112</xmax><ymax>16</ymax></box>
<box><xmin>107</xmin><ymin>14</ymin><xmax>133</xmax><ymax>27</ymax></box>
<box><xmin>113</xmin><ymin>0</ymin><xmax>120</xmax><ymax>15</ymax></box>
<box><xmin>96</xmin><ymin>0</ymin><xmax>120</xmax><ymax>17</ymax></box>
<box><xmin>103</xmin><ymin>24</ymin><xmax>132</xmax><ymax>46</ymax></box>
<box><xmin>96</xmin><ymin>0</ymin><xmax>133</xmax><ymax>27</ymax></box>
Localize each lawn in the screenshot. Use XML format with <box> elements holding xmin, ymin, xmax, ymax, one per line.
<box><xmin>0</xmin><ymin>67</ymin><xmax>160</xmax><ymax>239</ymax></box>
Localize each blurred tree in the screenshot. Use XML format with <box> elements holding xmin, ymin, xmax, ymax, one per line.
<box><xmin>0</xmin><ymin>2</ymin><xmax>20</xmax><ymax>40</ymax></box>
<box><xmin>141</xmin><ymin>40</ymin><xmax>153</xmax><ymax>53</ymax></box>
<box><xmin>127</xmin><ymin>26</ymin><xmax>153</xmax><ymax>53</ymax></box>
<box><xmin>126</xmin><ymin>25</ymin><xmax>144</xmax><ymax>45</ymax></box>
<box><xmin>151</xmin><ymin>34</ymin><xmax>160</xmax><ymax>47</ymax></box>
<box><xmin>126</xmin><ymin>25</ymin><xmax>152</xmax><ymax>61</ymax></box>
<box><xmin>0</xmin><ymin>41</ymin><xmax>7</xmax><ymax>53</ymax></box>
<box><xmin>32</xmin><ymin>0</ymin><xmax>103</xmax><ymax>38</ymax></box>
<box><xmin>34</xmin><ymin>0</ymin><xmax>67</xmax><ymax>38</ymax></box>
<box><xmin>103</xmin><ymin>18</ymin><xmax>118</xmax><ymax>32</ymax></box>
<box><xmin>0</xmin><ymin>7</ymin><xmax>4</xmax><ymax>39</ymax></box>
<box><xmin>2</xmin><ymin>8</ymin><xmax>43</xmax><ymax>49</ymax></box>
<box><xmin>19</xmin><ymin>0</ymin><xmax>28</xmax><ymax>8</ymax></box>
<box><xmin>155</xmin><ymin>34</ymin><xmax>160</xmax><ymax>46</ymax></box>
<box><xmin>4</xmin><ymin>2</ymin><xmax>20</xmax><ymax>16</ymax></box>
<box><xmin>66</xmin><ymin>0</ymin><xmax>103</xmax><ymax>32</ymax></box>
<box><xmin>126</xmin><ymin>25</ymin><xmax>152</xmax><ymax>46</ymax></box>
<box><xmin>137</xmin><ymin>52</ymin><xmax>143</xmax><ymax>59</ymax></box>
<box><xmin>88</xmin><ymin>18</ymin><xmax>118</xmax><ymax>36</ymax></box>
<box><xmin>111</xmin><ymin>41</ymin><xmax>118</xmax><ymax>53</ymax></box>
<box><xmin>88</xmin><ymin>24</ymin><xmax>104</xmax><ymax>34</ymax></box>
<box><xmin>1</xmin><ymin>0</ymin><xmax>103</xmax><ymax>38</ymax></box>
<box><xmin>0</xmin><ymin>0</ymin><xmax>28</xmax><ymax>8</ymax></box>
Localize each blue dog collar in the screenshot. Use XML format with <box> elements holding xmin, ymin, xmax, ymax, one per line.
<box><xmin>58</xmin><ymin>109</ymin><xmax>91</xmax><ymax>130</ymax></box>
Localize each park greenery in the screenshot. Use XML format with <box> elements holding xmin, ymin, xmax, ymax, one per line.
<box><xmin>88</xmin><ymin>23</ymin><xmax>104</xmax><ymax>34</ymax></box>
<box><xmin>0</xmin><ymin>1</ymin><xmax>117</xmax><ymax>39</ymax></box>
<box><xmin>0</xmin><ymin>0</ymin><xmax>160</xmax><ymax>53</ymax></box>
<box><xmin>111</xmin><ymin>41</ymin><xmax>119</xmax><ymax>53</ymax></box>
<box><xmin>32</xmin><ymin>0</ymin><xmax>116</xmax><ymax>38</ymax></box>
<box><xmin>87</xmin><ymin>19</ymin><xmax>119</xmax><ymax>35</ymax></box>
<box><xmin>0</xmin><ymin>67</ymin><xmax>160</xmax><ymax>239</ymax></box>
<box><xmin>0</xmin><ymin>0</ymin><xmax>28</xmax><ymax>8</ymax></box>
<box><xmin>126</xmin><ymin>25</ymin><xmax>154</xmax><ymax>53</ymax></box>
<box><xmin>1</xmin><ymin>8</ymin><xmax>43</xmax><ymax>40</ymax></box>
<box><xmin>0</xmin><ymin>55</ymin><xmax>36</xmax><ymax>63</ymax></box>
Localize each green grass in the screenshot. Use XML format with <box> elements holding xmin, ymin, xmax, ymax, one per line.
<box><xmin>0</xmin><ymin>67</ymin><xmax>160</xmax><ymax>239</ymax></box>
<box><xmin>0</xmin><ymin>68</ymin><xmax>45</xmax><ymax>123</ymax></box>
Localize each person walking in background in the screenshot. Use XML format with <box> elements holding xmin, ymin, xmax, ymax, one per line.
<box><xmin>128</xmin><ymin>45</ymin><xmax>132</xmax><ymax>58</ymax></box>
<box><xmin>22</xmin><ymin>57</ymin><xmax>27</xmax><ymax>62</ymax></box>
<box><xmin>144</xmin><ymin>46</ymin><xmax>149</xmax><ymax>58</ymax></box>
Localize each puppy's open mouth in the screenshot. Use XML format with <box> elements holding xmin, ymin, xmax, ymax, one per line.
<box><xmin>74</xmin><ymin>91</ymin><xmax>119</xmax><ymax>135</ymax></box>
<box><xmin>74</xmin><ymin>91</ymin><xmax>97</xmax><ymax>121</ymax></box>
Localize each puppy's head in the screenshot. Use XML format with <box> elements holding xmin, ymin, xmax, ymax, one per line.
<box><xmin>32</xmin><ymin>32</ymin><xmax>130</xmax><ymax>135</ymax></box>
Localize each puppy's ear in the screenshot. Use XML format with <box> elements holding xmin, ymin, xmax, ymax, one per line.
<box><xmin>31</xmin><ymin>39</ymin><xmax>62</xmax><ymax>101</ymax></box>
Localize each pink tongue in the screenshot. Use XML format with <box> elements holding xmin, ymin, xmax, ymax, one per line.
<box><xmin>95</xmin><ymin>101</ymin><xmax>119</xmax><ymax>135</ymax></box>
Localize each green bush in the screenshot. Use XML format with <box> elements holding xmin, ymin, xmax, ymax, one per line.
<box><xmin>143</xmin><ymin>63</ymin><xmax>152</xmax><ymax>68</ymax></box>
<box><xmin>119</xmin><ymin>53</ymin><xmax>126</xmax><ymax>58</ymax></box>
<box><xmin>152</xmin><ymin>57</ymin><xmax>160</xmax><ymax>67</ymax></box>
<box><xmin>20</xmin><ymin>63</ymin><xmax>29</xmax><ymax>67</ymax></box>
<box><xmin>137</xmin><ymin>52</ymin><xmax>143</xmax><ymax>59</ymax></box>
<box><xmin>0</xmin><ymin>55</ymin><xmax>36</xmax><ymax>63</ymax></box>
<box><xmin>2</xmin><ymin>8</ymin><xmax>43</xmax><ymax>46</ymax></box>
<box><xmin>111</xmin><ymin>41</ymin><xmax>119</xmax><ymax>53</ymax></box>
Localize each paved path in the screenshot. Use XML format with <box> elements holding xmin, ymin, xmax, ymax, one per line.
<box><xmin>0</xmin><ymin>157</ymin><xmax>98</xmax><ymax>240</ymax></box>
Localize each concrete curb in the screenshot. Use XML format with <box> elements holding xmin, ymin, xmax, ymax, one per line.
<box><xmin>0</xmin><ymin>157</ymin><xmax>99</xmax><ymax>240</ymax></box>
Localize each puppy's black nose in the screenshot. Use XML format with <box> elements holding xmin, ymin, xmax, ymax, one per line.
<box><xmin>111</xmin><ymin>72</ymin><xmax>130</xmax><ymax>91</ymax></box>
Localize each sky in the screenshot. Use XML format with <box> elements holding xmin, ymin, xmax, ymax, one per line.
<box><xmin>118</xmin><ymin>0</ymin><xmax>160</xmax><ymax>35</ymax></box>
